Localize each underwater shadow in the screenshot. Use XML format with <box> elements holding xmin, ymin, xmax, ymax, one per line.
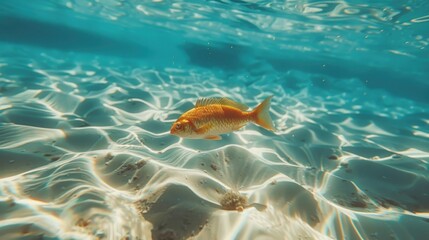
<box><xmin>182</xmin><ymin>42</ymin><xmax>246</xmax><ymax>71</ymax></box>
<box><xmin>0</xmin><ymin>15</ymin><xmax>149</xmax><ymax>58</ymax></box>
<box><xmin>135</xmin><ymin>184</ymin><xmax>215</xmax><ymax>240</ymax></box>
<box><xmin>266</xmin><ymin>56</ymin><xmax>429</xmax><ymax>104</ymax></box>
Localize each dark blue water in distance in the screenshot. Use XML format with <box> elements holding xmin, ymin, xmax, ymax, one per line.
<box><xmin>0</xmin><ymin>1</ymin><xmax>428</xmax><ymax>240</ymax></box>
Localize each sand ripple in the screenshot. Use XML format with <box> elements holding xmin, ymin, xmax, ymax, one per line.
<box><xmin>0</xmin><ymin>50</ymin><xmax>428</xmax><ymax>240</ymax></box>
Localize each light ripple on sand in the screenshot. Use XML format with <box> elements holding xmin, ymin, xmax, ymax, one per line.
<box><xmin>0</xmin><ymin>52</ymin><xmax>429</xmax><ymax>239</ymax></box>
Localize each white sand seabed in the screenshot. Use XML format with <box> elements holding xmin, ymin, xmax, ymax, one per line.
<box><xmin>1</xmin><ymin>54</ymin><xmax>429</xmax><ymax>240</ymax></box>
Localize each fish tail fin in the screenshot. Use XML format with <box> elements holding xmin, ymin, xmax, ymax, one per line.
<box><xmin>251</xmin><ymin>96</ymin><xmax>275</xmax><ymax>131</ymax></box>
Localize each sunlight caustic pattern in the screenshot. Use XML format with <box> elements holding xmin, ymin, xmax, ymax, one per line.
<box><xmin>0</xmin><ymin>49</ymin><xmax>428</xmax><ymax>239</ymax></box>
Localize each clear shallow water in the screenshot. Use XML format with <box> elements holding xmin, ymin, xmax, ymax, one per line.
<box><xmin>0</xmin><ymin>1</ymin><xmax>428</xmax><ymax>240</ymax></box>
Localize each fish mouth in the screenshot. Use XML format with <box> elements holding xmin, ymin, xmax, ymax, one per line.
<box><xmin>169</xmin><ymin>127</ymin><xmax>176</xmax><ymax>135</ymax></box>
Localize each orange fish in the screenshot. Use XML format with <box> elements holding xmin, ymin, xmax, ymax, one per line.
<box><xmin>170</xmin><ymin>96</ymin><xmax>274</xmax><ymax>140</ymax></box>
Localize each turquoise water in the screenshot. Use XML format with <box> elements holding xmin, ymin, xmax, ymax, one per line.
<box><xmin>0</xmin><ymin>1</ymin><xmax>428</xmax><ymax>240</ymax></box>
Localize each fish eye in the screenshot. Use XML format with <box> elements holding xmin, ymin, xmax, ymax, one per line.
<box><xmin>175</xmin><ymin>122</ymin><xmax>182</xmax><ymax>129</ymax></box>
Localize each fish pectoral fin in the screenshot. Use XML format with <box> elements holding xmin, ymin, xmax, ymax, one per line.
<box><xmin>204</xmin><ymin>135</ymin><xmax>222</xmax><ymax>140</ymax></box>
<box><xmin>196</xmin><ymin>124</ymin><xmax>221</xmax><ymax>140</ymax></box>
<box><xmin>195</xmin><ymin>123</ymin><xmax>212</xmax><ymax>134</ymax></box>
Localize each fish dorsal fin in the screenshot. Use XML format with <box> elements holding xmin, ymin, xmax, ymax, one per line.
<box><xmin>195</xmin><ymin>97</ymin><xmax>249</xmax><ymax>111</ymax></box>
